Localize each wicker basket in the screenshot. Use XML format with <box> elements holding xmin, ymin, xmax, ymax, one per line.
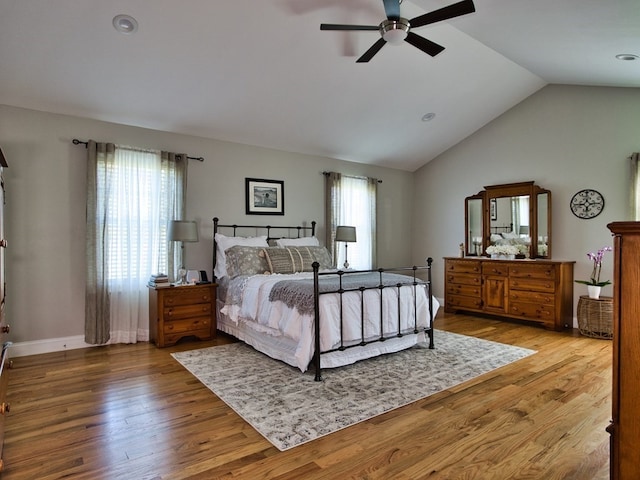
<box><xmin>577</xmin><ymin>295</ymin><xmax>613</xmax><ymax>339</ymax></box>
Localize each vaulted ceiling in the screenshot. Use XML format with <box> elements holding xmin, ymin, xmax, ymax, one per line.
<box><xmin>0</xmin><ymin>0</ymin><xmax>638</xmax><ymax>171</ymax></box>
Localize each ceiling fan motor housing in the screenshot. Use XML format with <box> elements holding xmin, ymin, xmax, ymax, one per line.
<box><xmin>380</xmin><ymin>18</ymin><xmax>410</xmax><ymax>44</ymax></box>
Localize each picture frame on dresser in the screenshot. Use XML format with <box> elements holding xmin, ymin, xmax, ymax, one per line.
<box><xmin>245</xmin><ymin>177</ymin><xmax>284</xmax><ymax>215</ymax></box>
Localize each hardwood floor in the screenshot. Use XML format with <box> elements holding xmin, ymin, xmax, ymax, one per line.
<box><xmin>1</xmin><ymin>313</ymin><xmax>611</xmax><ymax>479</ymax></box>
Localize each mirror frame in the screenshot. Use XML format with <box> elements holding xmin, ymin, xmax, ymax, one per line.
<box><xmin>465</xmin><ymin>181</ymin><xmax>552</xmax><ymax>259</ymax></box>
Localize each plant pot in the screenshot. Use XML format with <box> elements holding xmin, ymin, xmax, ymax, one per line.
<box><xmin>490</xmin><ymin>254</ymin><xmax>515</xmax><ymax>260</ymax></box>
<box><xmin>587</xmin><ymin>285</ymin><xmax>602</xmax><ymax>299</ymax></box>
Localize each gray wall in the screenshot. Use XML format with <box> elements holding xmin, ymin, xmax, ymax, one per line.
<box><xmin>412</xmin><ymin>85</ymin><xmax>640</xmax><ymax>322</ymax></box>
<box><xmin>1</xmin><ymin>83</ymin><xmax>639</xmax><ymax>347</ymax></box>
<box><xmin>0</xmin><ymin>105</ymin><xmax>413</xmax><ymax>345</ymax></box>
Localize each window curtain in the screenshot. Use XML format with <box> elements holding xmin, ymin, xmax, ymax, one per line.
<box><xmin>324</xmin><ymin>172</ymin><xmax>377</xmax><ymax>269</ymax></box>
<box><xmin>85</xmin><ymin>141</ymin><xmax>187</xmax><ymax>344</ymax></box>
<box><xmin>630</xmin><ymin>153</ymin><xmax>640</xmax><ymax>221</ymax></box>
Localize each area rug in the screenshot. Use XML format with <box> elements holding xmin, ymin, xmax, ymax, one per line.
<box><xmin>171</xmin><ymin>330</ymin><xmax>535</xmax><ymax>451</ymax></box>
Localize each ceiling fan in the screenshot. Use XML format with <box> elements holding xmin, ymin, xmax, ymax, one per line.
<box><xmin>320</xmin><ymin>0</ymin><xmax>476</xmax><ymax>62</ymax></box>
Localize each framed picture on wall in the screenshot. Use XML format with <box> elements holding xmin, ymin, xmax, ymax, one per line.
<box><xmin>490</xmin><ymin>198</ymin><xmax>497</xmax><ymax>220</ymax></box>
<box><xmin>245</xmin><ymin>178</ymin><xmax>284</xmax><ymax>215</ymax></box>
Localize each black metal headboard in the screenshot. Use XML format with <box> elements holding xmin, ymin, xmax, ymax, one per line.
<box><xmin>212</xmin><ymin>217</ymin><xmax>316</xmax><ymax>281</ymax></box>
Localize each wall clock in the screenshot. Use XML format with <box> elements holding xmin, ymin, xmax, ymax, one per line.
<box><xmin>570</xmin><ymin>189</ymin><xmax>605</xmax><ymax>219</ymax></box>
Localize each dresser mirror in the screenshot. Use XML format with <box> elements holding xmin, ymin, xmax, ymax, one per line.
<box><xmin>465</xmin><ymin>181</ymin><xmax>551</xmax><ymax>258</ymax></box>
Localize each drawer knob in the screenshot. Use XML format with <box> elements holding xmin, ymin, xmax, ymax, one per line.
<box><xmin>1</xmin><ymin>325</ymin><xmax>9</xmax><ymax>334</ymax></box>
<box><xmin>0</xmin><ymin>402</ymin><xmax>9</xmax><ymax>414</ymax></box>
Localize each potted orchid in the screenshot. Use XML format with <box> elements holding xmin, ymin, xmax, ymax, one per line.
<box><xmin>575</xmin><ymin>246</ymin><xmax>612</xmax><ymax>299</ymax></box>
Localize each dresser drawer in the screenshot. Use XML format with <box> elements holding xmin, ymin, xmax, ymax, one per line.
<box><xmin>510</xmin><ymin>277</ymin><xmax>555</xmax><ymax>293</ymax></box>
<box><xmin>446</xmin><ymin>260</ymin><xmax>481</xmax><ymax>274</ymax></box>
<box><xmin>482</xmin><ymin>262</ymin><xmax>509</xmax><ymax>276</ymax></box>
<box><xmin>446</xmin><ymin>273</ymin><xmax>481</xmax><ymax>287</ymax></box>
<box><xmin>446</xmin><ymin>283</ymin><xmax>481</xmax><ymax>297</ymax></box>
<box><xmin>162</xmin><ymin>287</ymin><xmax>213</xmax><ymax>307</ymax></box>
<box><xmin>447</xmin><ymin>294</ymin><xmax>483</xmax><ymax>310</ymax></box>
<box><xmin>509</xmin><ymin>290</ymin><xmax>555</xmax><ymax>305</ymax></box>
<box><xmin>509</xmin><ymin>264</ymin><xmax>555</xmax><ymax>280</ymax></box>
<box><xmin>509</xmin><ymin>301</ymin><xmax>555</xmax><ymax>325</ymax></box>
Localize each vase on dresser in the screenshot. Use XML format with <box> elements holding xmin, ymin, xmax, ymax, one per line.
<box><xmin>587</xmin><ymin>285</ymin><xmax>601</xmax><ymax>299</ymax></box>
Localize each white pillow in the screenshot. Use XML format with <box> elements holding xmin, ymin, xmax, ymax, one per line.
<box><xmin>275</xmin><ymin>236</ymin><xmax>320</xmax><ymax>248</ymax></box>
<box><xmin>214</xmin><ymin>233</ymin><xmax>268</xmax><ymax>279</ymax></box>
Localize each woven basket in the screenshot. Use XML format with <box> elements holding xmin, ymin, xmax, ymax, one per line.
<box><xmin>577</xmin><ymin>296</ymin><xmax>613</xmax><ymax>339</ymax></box>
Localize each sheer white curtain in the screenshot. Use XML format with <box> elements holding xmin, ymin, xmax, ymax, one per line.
<box><xmin>325</xmin><ymin>173</ymin><xmax>377</xmax><ymax>269</ymax></box>
<box><xmin>630</xmin><ymin>153</ymin><xmax>640</xmax><ymax>220</ymax></box>
<box><xmin>85</xmin><ymin>142</ymin><xmax>187</xmax><ymax>344</ymax></box>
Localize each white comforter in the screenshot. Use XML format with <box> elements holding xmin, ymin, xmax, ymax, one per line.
<box><xmin>221</xmin><ymin>271</ymin><xmax>439</xmax><ymax>371</ymax></box>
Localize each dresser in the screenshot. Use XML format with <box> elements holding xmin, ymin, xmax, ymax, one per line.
<box><xmin>148</xmin><ymin>284</ymin><xmax>216</xmax><ymax>347</ymax></box>
<box><xmin>607</xmin><ymin>221</ymin><xmax>640</xmax><ymax>479</ymax></box>
<box><xmin>444</xmin><ymin>257</ymin><xmax>574</xmax><ymax>330</ymax></box>
<box><xmin>0</xmin><ymin>153</ymin><xmax>9</xmax><ymax>471</ymax></box>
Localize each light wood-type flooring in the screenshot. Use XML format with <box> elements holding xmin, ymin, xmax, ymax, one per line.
<box><xmin>0</xmin><ymin>312</ymin><xmax>611</xmax><ymax>479</ymax></box>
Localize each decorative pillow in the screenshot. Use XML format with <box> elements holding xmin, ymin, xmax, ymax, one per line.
<box><xmin>214</xmin><ymin>233</ymin><xmax>268</xmax><ymax>278</ymax></box>
<box><xmin>225</xmin><ymin>246</ymin><xmax>270</xmax><ymax>277</ymax></box>
<box><xmin>275</xmin><ymin>236</ymin><xmax>320</xmax><ymax>248</ymax></box>
<box><xmin>261</xmin><ymin>247</ymin><xmax>315</xmax><ymax>274</ymax></box>
<box><xmin>306</xmin><ymin>246</ymin><xmax>334</xmax><ymax>270</ymax></box>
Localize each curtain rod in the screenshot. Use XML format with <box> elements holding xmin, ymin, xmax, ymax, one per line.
<box><xmin>72</xmin><ymin>139</ymin><xmax>204</xmax><ymax>162</ymax></box>
<box><xmin>322</xmin><ymin>171</ymin><xmax>382</xmax><ymax>183</ymax></box>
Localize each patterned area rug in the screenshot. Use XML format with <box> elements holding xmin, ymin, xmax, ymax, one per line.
<box><xmin>172</xmin><ymin>330</ymin><xmax>536</xmax><ymax>451</ymax></box>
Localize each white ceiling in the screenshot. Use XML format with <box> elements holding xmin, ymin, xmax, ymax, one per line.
<box><xmin>0</xmin><ymin>0</ymin><xmax>638</xmax><ymax>171</ymax></box>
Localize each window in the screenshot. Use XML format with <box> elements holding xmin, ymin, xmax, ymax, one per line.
<box><xmin>86</xmin><ymin>142</ymin><xmax>187</xmax><ymax>344</ymax></box>
<box><xmin>325</xmin><ymin>173</ymin><xmax>377</xmax><ymax>269</ymax></box>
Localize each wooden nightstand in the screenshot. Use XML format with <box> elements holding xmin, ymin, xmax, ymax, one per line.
<box><xmin>148</xmin><ymin>283</ymin><xmax>217</xmax><ymax>347</ymax></box>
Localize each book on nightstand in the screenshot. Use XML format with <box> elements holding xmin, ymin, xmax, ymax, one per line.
<box><xmin>148</xmin><ymin>273</ymin><xmax>171</xmax><ymax>288</ymax></box>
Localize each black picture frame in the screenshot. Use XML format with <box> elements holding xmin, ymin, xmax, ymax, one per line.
<box><xmin>490</xmin><ymin>198</ymin><xmax>497</xmax><ymax>220</ymax></box>
<box><xmin>245</xmin><ymin>178</ymin><xmax>284</xmax><ymax>215</ymax></box>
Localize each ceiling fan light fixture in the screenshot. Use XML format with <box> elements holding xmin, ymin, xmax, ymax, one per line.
<box><xmin>380</xmin><ymin>19</ymin><xmax>410</xmax><ymax>45</ymax></box>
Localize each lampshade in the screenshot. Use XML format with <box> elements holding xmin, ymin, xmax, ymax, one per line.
<box><xmin>168</xmin><ymin>220</ymin><xmax>199</xmax><ymax>242</ymax></box>
<box><xmin>335</xmin><ymin>226</ymin><xmax>356</xmax><ymax>243</ymax></box>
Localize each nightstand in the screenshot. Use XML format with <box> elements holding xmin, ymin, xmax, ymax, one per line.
<box><xmin>148</xmin><ymin>283</ymin><xmax>217</xmax><ymax>347</ymax></box>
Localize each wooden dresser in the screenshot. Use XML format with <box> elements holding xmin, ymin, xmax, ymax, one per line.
<box><xmin>0</xmin><ymin>154</ymin><xmax>9</xmax><ymax>470</ymax></box>
<box><xmin>607</xmin><ymin>221</ymin><xmax>640</xmax><ymax>479</ymax></box>
<box><xmin>444</xmin><ymin>257</ymin><xmax>574</xmax><ymax>330</ymax></box>
<box><xmin>149</xmin><ymin>284</ymin><xmax>217</xmax><ymax>347</ymax></box>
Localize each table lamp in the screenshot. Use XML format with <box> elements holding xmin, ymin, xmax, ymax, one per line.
<box><xmin>168</xmin><ymin>220</ymin><xmax>199</xmax><ymax>284</ymax></box>
<box><xmin>335</xmin><ymin>226</ymin><xmax>356</xmax><ymax>269</ymax></box>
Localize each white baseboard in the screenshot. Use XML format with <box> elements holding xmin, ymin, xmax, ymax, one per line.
<box><xmin>9</xmin><ymin>335</ymin><xmax>97</xmax><ymax>358</ymax></box>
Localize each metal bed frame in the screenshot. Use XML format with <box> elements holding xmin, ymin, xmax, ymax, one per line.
<box><xmin>213</xmin><ymin>218</ymin><xmax>434</xmax><ymax>381</ymax></box>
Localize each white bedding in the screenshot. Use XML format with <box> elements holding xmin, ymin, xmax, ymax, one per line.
<box><xmin>220</xmin><ymin>271</ymin><xmax>440</xmax><ymax>372</ymax></box>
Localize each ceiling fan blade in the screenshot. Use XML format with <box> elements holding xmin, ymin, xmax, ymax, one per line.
<box><xmin>382</xmin><ymin>0</ymin><xmax>401</xmax><ymax>20</ymax></box>
<box><xmin>410</xmin><ymin>0</ymin><xmax>476</xmax><ymax>29</ymax></box>
<box><xmin>404</xmin><ymin>32</ymin><xmax>445</xmax><ymax>57</ymax></box>
<box><xmin>356</xmin><ymin>38</ymin><xmax>387</xmax><ymax>63</ymax></box>
<box><xmin>321</xmin><ymin>23</ymin><xmax>379</xmax><ymax>31</ymax></box>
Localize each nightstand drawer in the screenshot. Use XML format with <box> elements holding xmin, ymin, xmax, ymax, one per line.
<box><xmin>163</xmin><ymin>316</ymin><xmax>211</xmax><ymax>335</ymax></box>
<box><xmin>162</xmin><ymin>287</ymin><xmax>212</xmax><ymax>306</ymax></box>
<box><xmin>164</xmin><ymin>303</ymin><xmax>212</xmax><ymax>321</ymax></box>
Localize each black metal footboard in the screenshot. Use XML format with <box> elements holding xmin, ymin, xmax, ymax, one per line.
<box><xmin>312</xmin><ymin>258</ymin><xmax>434</xmax><ymax>381</ymax></box>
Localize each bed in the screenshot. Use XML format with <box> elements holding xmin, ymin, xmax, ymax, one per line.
<box><xmin>212</xmin><ymin>218</ymin><xmax>439</xmax><ymax>381</ymax></box>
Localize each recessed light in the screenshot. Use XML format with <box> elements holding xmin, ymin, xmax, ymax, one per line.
<box><xmin>615</xmin><ymin>54</ymin><xmax>638</xmax><ymax>61</ymax></box>
<box><xmin>113</xmin><ymin>14</ymin><xmax>138</xmax><ymax>34</ymax></box>
<box><xmin>422</xmin><ymin>112</ymin><xmax>436</xmax><ymax>122</ymax></box>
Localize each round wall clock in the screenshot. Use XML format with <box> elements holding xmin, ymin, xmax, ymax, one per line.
<box><xmin>570</xmin><ymin>189</ymin><xmax>605</xmax><ymax>219</ymax></box>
